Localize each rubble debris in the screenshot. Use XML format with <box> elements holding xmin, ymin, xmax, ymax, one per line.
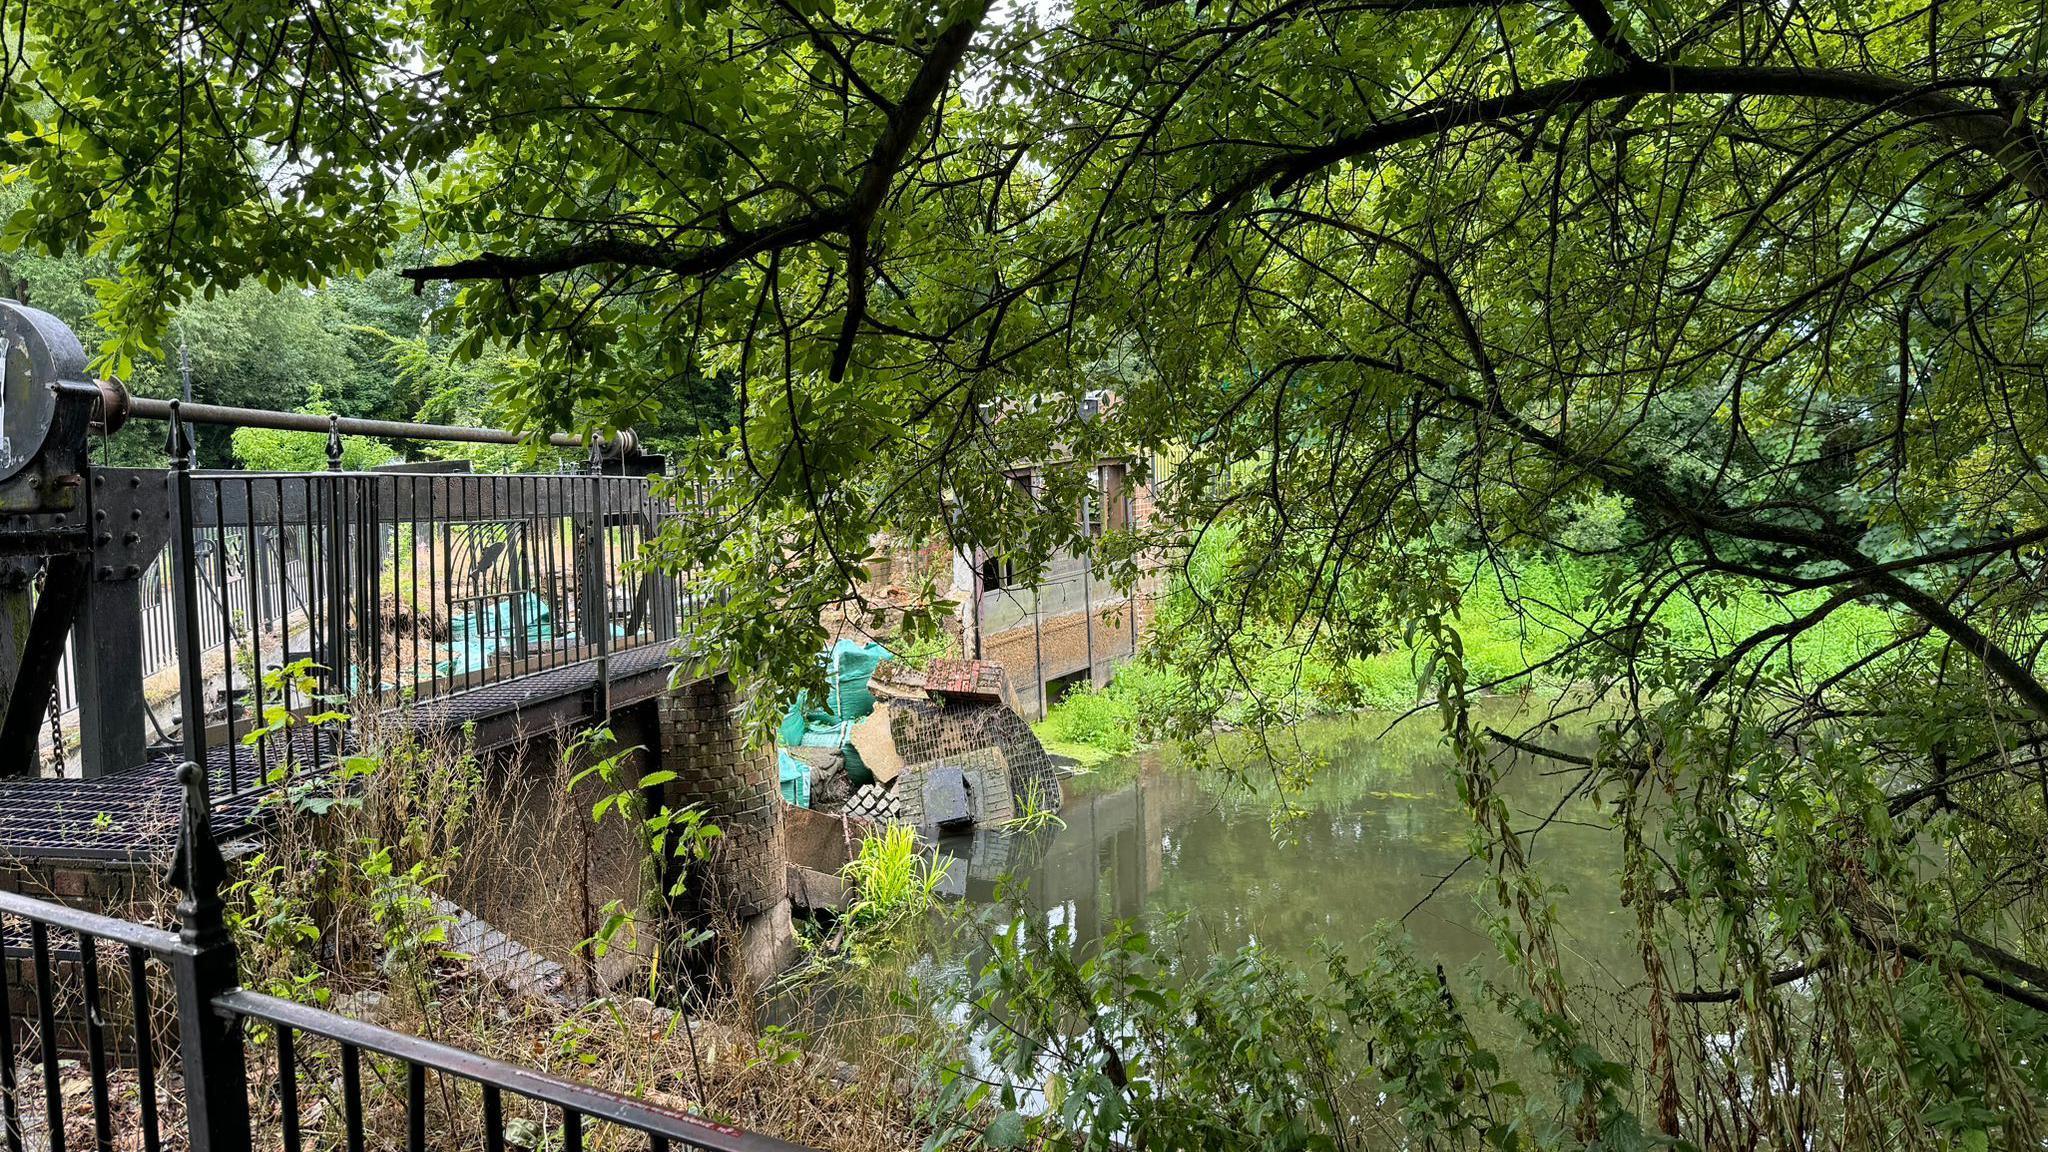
<box><xmin>920</xmin><ymin>659</ymin><xmax>1014</xmax><ymax>705</ymax></box>
<box><xmin>846</xmin><ymin>703</ymin><xmax>902</xmax><ymax>784</ymax></box>
<box><xmin>777</xmin><ymin>645</ymin><xmax>1064</xmax><ymax>837</ymax></box>
<box><xmin>843</xmin><ymin>783</ymin><xmax>900</xmax><ymax>822</ymax></box>
<box><xmin>919</xmin><ymin>766</ymin><xmax>975</xmax><ymax>830</ymax></box>
<box><xmin>786</xmin><ymin>864</ymin><xmax>847</xmax><ymax>914</ymax></box>
<box><xmin>782</xmin><ymin>803</ymin><xmax>871</xmax><ymax>873</ymax></box>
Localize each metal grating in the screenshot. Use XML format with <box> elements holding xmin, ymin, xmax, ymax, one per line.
<box><xmin>403</xmin><ymin>641</ymin><xmax>680</xmax><ymax>726</ymax></box>
<box><xmin>0</xmin><ymin>729</ymin><xmax>328</xmax><ymax>863</ymax></box>
<box><xmin>2</xmin><ymin>646</ymin><xmax>685</xmax><ymax>862</ymax></box>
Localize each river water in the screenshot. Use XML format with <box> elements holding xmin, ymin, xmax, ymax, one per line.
<box><xmin>930</xmin><ymin>703</ymin><xmax>1637</xmax><ymax>1001</ymax></box>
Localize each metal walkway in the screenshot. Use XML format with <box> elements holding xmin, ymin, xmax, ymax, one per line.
<box><xmin>0</xmin><ymin>641</ymin><xmax>689</xmax><ymax>862</ymax></box>
<box><xmin>0</xmin><ymin>299</ymin><xmax>712</xmax><ymax>866</ymax></box>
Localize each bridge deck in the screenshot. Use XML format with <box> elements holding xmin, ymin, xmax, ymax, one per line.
<box><xmin>0</xmin><ymin>644</ymin><xmax>684</xmax><ymax>864</ymax></box>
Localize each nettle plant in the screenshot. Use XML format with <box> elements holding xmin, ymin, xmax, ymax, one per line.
<box><xmin>242</xmin><ymin>657</ymin><xmax>352</xmax><ymax>790</ymax></box>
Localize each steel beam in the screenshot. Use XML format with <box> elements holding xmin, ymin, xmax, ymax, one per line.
<box><xmin>0</xmin><ymin>554</ymin><xmax>87</xmax><ymax>774</ymax></box>
<box><xmin>73</xmin><ymin>574</ymin><xmax>152</xmax><ymax>778</ymax></box>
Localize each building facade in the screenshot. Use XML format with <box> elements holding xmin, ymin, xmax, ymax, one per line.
<box><xmin>950</xmin><ymin>457</ymin><xmax>1165</xmax><ymax>720</ymax></box>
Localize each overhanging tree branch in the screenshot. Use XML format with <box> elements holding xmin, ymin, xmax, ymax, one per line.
<box><xmin>402</xmin><ymin>0</ymin><xmax>995</xmax><ymax>385</ymax></box>
<box><xmin>398</xmin><ymin>215</ymin><xmax>851</xmax><ymax>288</ymax></box>
<box><xmin>1271</xmin><ymin>351</ymin><xmax>2048</xmax><ymax>722</ymax></box>
<box><xmin>1209</xmin><ymin>64</ymin><xmax>2048</xmax><ymax>209</ymax></box>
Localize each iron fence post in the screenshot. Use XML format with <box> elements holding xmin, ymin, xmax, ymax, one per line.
<box><xmin>167</xmin><ymin>762</ymin><xmax>252</xmax><ymax>1152</ymax></box>
<box><xmin>167</xmin><ymin>405</ymin><xmax>208</xmax><ymax>770</ymax></box>
<box><xmin>324</xmin><ymin>419</ymin><xmax>351</xmax><ymax>706</ymax></box>
<box><xmin>586</xmin><ymin>446</ymin><xmax>611</xmax><ymax>718</ymax></box>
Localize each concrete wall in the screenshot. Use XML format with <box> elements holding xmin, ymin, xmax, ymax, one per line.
<box><xmin>983</xmin><ymin>597</ymin><xmax>1146</xmax><ymax>720</ymax></box>
<box><xmin>900</xmin><ymin>458</ymin><xmax>1171</xmax><ymax>720</ymax></box>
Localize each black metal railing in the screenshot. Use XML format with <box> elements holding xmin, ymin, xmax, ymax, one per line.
<box><xmin>0</xmin><ymin>890</ymin><xmax>180</xmax><ymax>1152</ymax></box>
<box><xmin>0</xmin><ymin>765</ymin><xmax>808</xmax><ymax>1152</ymax></box>
<box><xmin>152</xmin><ymin>407</ymin><xmax>696</xmax><ymax>798</ymax></box>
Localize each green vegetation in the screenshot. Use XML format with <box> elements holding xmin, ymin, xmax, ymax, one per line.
<box><xmin>842</xmin><ymin>825</ymin><xmax>951</xmax><ymax>934</ymax></box>
<box><xmin>930</xmin><ymin>917</ymin><xmax>1613</xmax><ymax>1152</ymax></box>
<box><xmin>13</xmin><ymin>0</ymin><xmax>2048</xmax><ymax>1147</ymax></box>
<box><xmin>230</xmin><ymin>426</ymin><xmax>399</xmax><ymax>472</ymax></box>
<box><xmin>1045</xmin><ymin>549</ymin><xmax>1900</xmax><ymax>761</ymax></box>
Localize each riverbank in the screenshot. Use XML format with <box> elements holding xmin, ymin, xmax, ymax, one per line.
<box><xmin>1037</xmin><ymin>559</ymin><xmax>1900</xmax><ymax>763</ymax></box>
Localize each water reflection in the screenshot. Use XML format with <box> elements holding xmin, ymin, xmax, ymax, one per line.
<box><xmin>933</xmin><ymin>707</ymin><xmax>1635</xmax><ymax>993</ymax></box>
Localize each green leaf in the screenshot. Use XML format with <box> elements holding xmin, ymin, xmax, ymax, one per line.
<box><xmin>983</xmin><ymin>1111</ymin><xmax>1027</xmax><ymax>1150</ymax></box>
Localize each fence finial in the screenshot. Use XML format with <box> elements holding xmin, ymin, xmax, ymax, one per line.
<box><xmin>167</xmin><ymin>761</ymin><xmax>230</xmax><ymax>947</ymax></box>
<box><xmin>326</xmin><ymin>414</ymin><xmax>345</xmax><ymax>472</ymax></box>
<box><xmin>164</xmin><ymin>399</ymin><xmax>192</xmax><ymax>465</ymax></box>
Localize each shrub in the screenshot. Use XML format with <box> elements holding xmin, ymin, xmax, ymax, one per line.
<box><xmin>1348</xmin><ymin>653</ymin><xmax>1422</xmax><ymax>710</ymax></box>
<box><xmin>1038</xmin><ymin>686</ymin><xmax>1139</xmax><ymax>754</ymax></box>
<box><xmin>233</xmin><ymin>424</ymin><xmax>398</xmax><ymax>471</ymax></box>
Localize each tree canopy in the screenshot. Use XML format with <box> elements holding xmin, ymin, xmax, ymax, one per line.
<box><xmin>8</xmin><ymin>0</ymin><xmax>2048</xmax><ymax>1144</ymax></box>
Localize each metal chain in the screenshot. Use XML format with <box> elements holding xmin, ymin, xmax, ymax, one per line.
<box><xmin>32</xmin><ymin>567</ymin><xmax>64</xmax><ymax>771</ymax></box>
<box><xmin>45</xmin><ymin>671</ymin><xmax>63</xmax><ymax>772</ymax></box>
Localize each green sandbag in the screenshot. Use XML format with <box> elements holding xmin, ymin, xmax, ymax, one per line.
<box><xmin>777</xmin><ymin>749</ymin><xmax>812</xmax><ymax>808</ymax></box>
<box><xmin>797</xmin><ymin>714</ymin><xmax>874</xmax><ymax>787</ymax></box>
<box><xmin>826</xmin><ymin>639</ymin><xmax>892</xmax><ymax>722</ymax></box>
<box><xmin>773</xmin><ymin>643</ymin><xmax>892</xmax><ymax>799</ymax></box>
<box><xmin>797</xmin><ymin>718</ymin><xmax>852</xmax><ymax>750</ymax></box>
<box><xmin>840</xmin><ymin>741</ymin><xmax>875</xmax><ymax>788</ymax></box>
<box><xmin>777</xmin><ymin>694</ymin><xmax>810</xmax><ymax>747</ymax></box>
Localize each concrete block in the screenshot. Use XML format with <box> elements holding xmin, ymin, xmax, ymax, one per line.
<box><xmin>786</xmin><ymin>865</ymin><xmax>847</xmax><ymax>915</ymax></box>
<box><xmin>781</xmin><ymin>804</ymin><xmax>856</xmax><ymax>873</ymax></box>
<box><xmin>735</xmin><ymin>897</ymin><xmax>798</xmax><ymax>988</ymax></box>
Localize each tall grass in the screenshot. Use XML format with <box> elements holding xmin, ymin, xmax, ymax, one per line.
<box><xmin>842</xmin><ymin>824</ymin><xmax>950</xmax><ymax>930</ymax></box>
<box><xmin>215</xmin><ymin>701</ymin><xmax>932</xmax><ymax>1151</ymax></box>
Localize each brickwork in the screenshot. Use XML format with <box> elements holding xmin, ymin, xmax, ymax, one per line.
<box><xmin>656</xmin><ymin>675</ymin><xmax>786</xmax><ymax>918</ymax></box>
<box><xmin>854</xmin><ymin>456</ymin><xmax>1171</xmax><ymax>718</ymax></box>
<box><xmin>0</xmin><ymin>682</ymin><xmax>789</xmax><ymax>1044</ymax></box>
<box><xmin>0</xmin><ymin>858</ymin><xmax>168</xmax><ymax>1061</ymax></box>
<box><xmin>887</xmin><ymin>696</ymin><xmax>1061</xmax><ymax>813</ymax></box>
<box><xmin>984</xmin><ymin>597</ymin><xmax>1148</xmax><ymax>718</ymax></box>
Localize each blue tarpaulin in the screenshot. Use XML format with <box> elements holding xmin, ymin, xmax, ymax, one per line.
<box><xmin>778</xmin><ymin>749</ymin><xmax>813</xmax><ymax>807</ymax></box>
<box><xmin>435</xmin><ymin>592</ymin><xmax>557</xmax><ymax>679</ymax></box>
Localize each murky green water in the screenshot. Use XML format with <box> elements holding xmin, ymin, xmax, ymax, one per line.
<box><xmin>933</xmin><ymin>702</ymin><xmax>1636</xmax><ymax>996</ymax></box>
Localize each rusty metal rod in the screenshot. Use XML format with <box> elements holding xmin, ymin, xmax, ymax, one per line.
<box><xmin>120</xmin><ymin>394</ymin><xmax>632</xmax><ymax>454</ymax></box>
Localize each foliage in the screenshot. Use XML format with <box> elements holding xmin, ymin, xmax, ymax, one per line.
<box><xmin>17</xmin><ymin>0</ymin><xmax>2048</xmax><ymax>1144</ymax></box>
<box><xmin>568</xmin><ymin>726</ymin><xmax>723</xmax><ymax>960</ymax></box>
<box><xmin>232</xmin><ymin>426</ymin><xmax>398</xmax><ymax>472</ymax></box>
<box><xmin>929</xmin><ymin>918</ymin><xmax>1623</xmax><ymax>1152</ymax></box>
<box><xmin>998</xmin><ymin>785</ymin><xmax>1067</xmax><ymax>836</ymax></box>
<box><xmin>1036</xmin><ymin>688</ymin><xmax>1139</xmax><ymax>757</ymax></box>
<box><xmin>1037</xmin><ymin>660</ymin><xmax>1187</xmax><ymax>759</ymax></box>
<box><xmin>842</xmin><ymin>826</ymin><xmax>950</xmax><ymax>934</ymax></box>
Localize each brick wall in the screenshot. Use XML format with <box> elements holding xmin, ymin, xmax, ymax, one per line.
<box><xmin>853</xmin><ymin>455</ymin><xmax>1175</xmax><ymax>718</ymax></box>
<box><xmin>655</xmin><ymin>675</ymin><xmax>785</xmax><ymax>918</ymax></box>
<box><xmin>0</xmin><ymin>857</ymin><xmax>169</xmax><ymax>1062</ymax></box>
<box><xmin>984</xmin><ymin>597</ymin><xmax>1150</xmax><ymax>719</ymax></box>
